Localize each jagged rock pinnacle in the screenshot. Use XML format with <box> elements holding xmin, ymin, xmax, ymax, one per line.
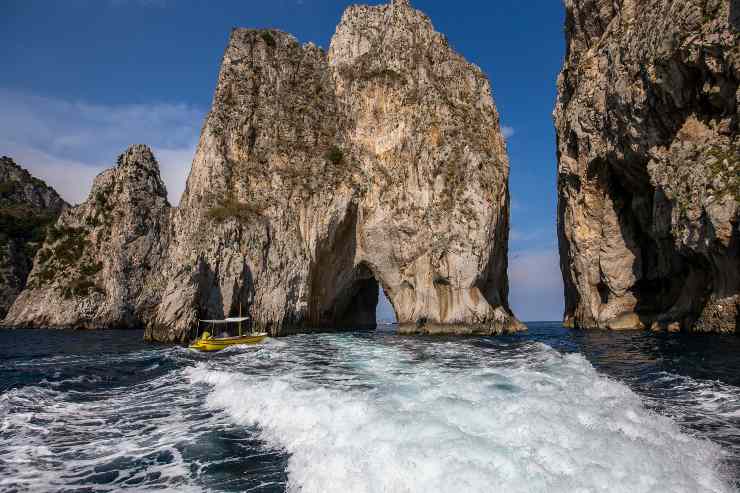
<box><xmin>5</xmin><ymin>0</ymin><xmax>522</xmax><ymax>340</ymax></box>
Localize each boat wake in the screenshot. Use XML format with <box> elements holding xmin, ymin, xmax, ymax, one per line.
<box><xmin>187</xmin><ymin>336</ymin><xmax>734</xmax><ymax>493</ymax></box>
<box><xmin>0</xmin><ymin>347</ymin><xmax>285</xmax><ymax>492</ymax></box>
<box><xmin>0</xmin><ymin>330</ymin><xmax>737</xmax><ymax>492</ymax></box>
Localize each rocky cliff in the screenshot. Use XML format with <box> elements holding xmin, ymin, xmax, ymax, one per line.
<box><xmin>555</xmin><ymin>0</ymin><xmax>739</xmax><ymax>332</ymax></box>
<box><xmin>4</xmin><ymin>0</ymin><xmax>521</xmax><ymax>340</ymax></box>
<box><xmin>147</xmin><ymin>0</ymin><xmax>520</xmax><ymax>341</ymax></box>
<box><xmin>3</xmin><ymin>145</ymin><xmax>170</xmax><ymax>329</ymax></box>
<box><xmin>0</xmin><ymin>157</ymin><xmax>67</xmax><ymax>318</ymax></box>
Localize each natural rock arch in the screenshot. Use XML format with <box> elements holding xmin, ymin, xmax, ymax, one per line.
<box><xmin>3</xmin><ymin>1</ymin><xmax>523</xmax><ymax>341</ymax></box>
<box><xmin>147</xmin><ymin>0</ymin><xmax>522</xmax><ymax>340</ymax></box>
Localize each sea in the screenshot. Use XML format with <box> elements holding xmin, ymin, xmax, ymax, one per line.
<box><xmin>1</xmin><ymin>323</ymin><xmax>739</xmax><ymax>492</ymax></box>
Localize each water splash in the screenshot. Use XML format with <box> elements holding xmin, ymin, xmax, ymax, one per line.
<box><xmin>188</xmin><ymin>336</ymin><xmax>733</xmax><ymax>493</ymax></box>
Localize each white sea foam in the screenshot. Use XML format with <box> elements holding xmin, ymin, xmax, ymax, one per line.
<box><xmin>0</xmin><ymin>352</ymin><xmax>204</xmax><ymax>492</ymax></box>
<box><xmin>2</xmin><ymin>335</ymin><xmax>737</xmax><ymax>492</ymax></box>
<box><xmin>639</xmin><ymin>371</ymin><xmax>740</xmax><ymax>466</ymax></box>
<box><xmin>187</xmin><ymin>337</ymin><xmax>733</xmax><ymax>493</ymax></box>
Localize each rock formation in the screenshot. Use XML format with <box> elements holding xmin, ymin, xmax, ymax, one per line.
<box><xmin>0</xmin><ymin>157</ymin><xmax>67</xmax><ymax>318</ymax></box>
<box><xmin>146</xmin><ymin>0</ymin><xmax>520</xmax><ymax>341</ymax></box>
<box><xmin>555</xmin><ymin>0</ymin><xmax>739</xmax><ymax>332</ymax></box>
<box><xmin>3</xmin><ymin>146</ymin><xmax>171</xmax><ymax>329</ymax></box>
<box><xmin>4</xmin><ymin>0</ymin><xmax>521</xmax><ymax>340</ymax></box>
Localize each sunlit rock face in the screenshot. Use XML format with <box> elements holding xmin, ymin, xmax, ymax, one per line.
<box><xmin>3</xmin><ymin>145</ymin><xmax>171</xmax><ymax>329</ymax></box>
<box><xmin>5</xmin><ymin>0</ymin><xmax>521</xmax><ymax>340</ymax></box>
<box><xmin>555</xmin><ymin>0</ymin><xmax>739</xmax><ymax>332</ymax></box>
<box><xmin>328</xmin><ymin>0</ymin><xmax>520</xmax><ymax>335</ymax></box>
<box><xmin>145</xmin><ymin>0</ymin><xmax>520</xmax><ymax>341</ymax></box>
<box><xmin>0</xmin><ymin>157</ymin><xmax>67</xmax><ymax>318</ymax></box>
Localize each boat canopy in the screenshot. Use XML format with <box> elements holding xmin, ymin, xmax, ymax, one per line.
<box><xmin>199</xmin><ymin>317</ymin><xmax>250</xmax><ymax>324</ymax></box>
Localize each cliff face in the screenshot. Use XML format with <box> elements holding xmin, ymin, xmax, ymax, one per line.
<box><xmin>5</xmin><ymin>0</ymin><xmax>520</xmax><ymax>340</ymax></box>
<box><xmin>0</xmin><ymin>157</ymin><xmax>67</xmax><ymax>318</ymax></box>
<box><xmin>328</xmin><ymin>0</ymin><xmax>517</xmax><ymax>335</ymax></box>
<box><xmin>3</xmin><ymin>145</ymin><xmax>171</xmax><ymax>329</ymax></box>
<box><xmin>146</xmin><ymin>27</ymin><xmax>347</xmax><ymax>341</ymax></box>
<box><xmin>555</xmin><ymin>0</ymin><xmax>739</xmax><ymax>332</ymax></box>
<box><xmin>145</xmin><ymin>0</ymin><xmax>520</xmax><ymax>341</ymax></box>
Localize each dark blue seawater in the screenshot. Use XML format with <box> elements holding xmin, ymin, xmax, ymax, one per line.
<box><xmin>1</xmin><ymin>323</ymin><xmax>739</xmax><ymax>492</ymax></box>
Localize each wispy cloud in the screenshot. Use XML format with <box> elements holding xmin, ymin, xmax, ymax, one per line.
<box><xmin>510</xmin><ymin>228</ymin><xmax>545</xmax><ymax>242</ymax></box>
<box><xmin>0</xmin><ymin>88</ymin><xmax>203</xmax><ymax>205</ymax></box>
<box><xmin>501</xmin><ymin>125</ymin><xmax>515</xmax><ymax>139</ymax></box>
<box><xmin>508</xmin><ymin>247</ymin><xmax>563</xmax><ymax>322</ymax></box>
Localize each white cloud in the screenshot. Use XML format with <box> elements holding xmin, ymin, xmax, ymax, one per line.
<box><xmin>501</xmin><ymin>125</ymin><xmax>515</xmax><ymax>139</ymax></box>
<box><xmin>0</xmin><ymin>88</ymin><xmax>203</xmax><ymax>205</ymax></box>
<box><xmin>155</xmin><ymin>147</ymin><xmax>198</xmax><ymax>206</ymax></box>
<box><xmin>508</xmin><ymin>248</ymin><xmax>563</xmax><ymax>322</ymax></box>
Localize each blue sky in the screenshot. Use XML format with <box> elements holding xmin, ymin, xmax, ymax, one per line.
<box><xmin>1</xmin><ymin>0</ymin><xmax>566</xmax><ymax>322</ymax></box>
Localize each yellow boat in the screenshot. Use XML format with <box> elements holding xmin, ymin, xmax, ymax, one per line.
<box><xmin>188</xmin><ymin>316</ymin><xmax>267</xmax><ymax>352</ymax></box>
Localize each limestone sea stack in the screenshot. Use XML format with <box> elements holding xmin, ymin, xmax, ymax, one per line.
<box><xmin>555</xmin><ymin>0</ymin><xmax>739</xmax><ymax>332</ymax></box>
<box><xmin>4</xmin><ymin>0</ymin><xmax>522</xmax><ymax>341</ymax></box>
<box><xmin>147</xmin><ymin>0</ymin><xmax>521</xmax><ymax>341</ymax></box>
<box><xmin>3</xmin><ymin>146</ymin><xmax>170</xmax><ymax>329</ymax></box>
<box><xmin>0</xmin><ymin>157</ymin><xmax>67</xmax><ymax>318</ymax></box>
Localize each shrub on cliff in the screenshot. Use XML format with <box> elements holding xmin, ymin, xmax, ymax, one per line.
<box><xmin>207</xmin><ymin>199</ymin><xmax>264</xmax><ymax>222</ymax></box>
<box><xmin>259</xmin><ymin>31</ymin><xmax>276</xmax><ymax>48</ymax></box>
<box><xmin>325</xmin><ymin>145</ymin><xmax>344</xmax><ymax>166</ymax></box>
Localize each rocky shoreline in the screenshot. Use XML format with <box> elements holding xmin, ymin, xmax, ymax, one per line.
<box><xmin>2</xmin><ymin>0</ymin><xmax>738</xmax><ymax>338</ymax></box>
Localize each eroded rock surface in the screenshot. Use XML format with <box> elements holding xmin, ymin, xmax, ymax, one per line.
<box><xmin>0</xmin><ymin>157</ymin><xmax>67</xmax><ymax>318</ymax></box>
<box><xmin>5</xmin><ymin>0</ymin><xmax>520</xmax><ymax>340</ymax></box>
<box><xmin>3</xmin><ymin>145</ymin><xmax>171</xmax><ymax>329</ymax></box>
<box><xmin>556</xmin><ymin>0</ymin><xmax>739</xmax><ymax>332</ymax></box>
<box><xmin>146</xmin><ymin>0</ymin><xmax>520</xmax><ymax>341</ymax></box>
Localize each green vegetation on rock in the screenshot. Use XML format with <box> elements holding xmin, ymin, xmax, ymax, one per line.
<box><xmin>0</xmin><ymin>181</ymin><xmax>16</xmax><ymax>196</ymax></box>
<box><xmin>259</xmin><ymin>31</ymin><xmax>276</xmax><ymax>48</ymax></box>
<box><xmin>207</xmin><ymin>198</ymin><xmax>264</xmax><ymax>222</ymax></box>
<box><xmin>0</xmin><ymin>206</ymin><xmax>56</xmax><ymax>245</ymax></box>
<box><xmin>706</xmin><ymin>144</ymin><xmax>740</xmax><ymax>202</ymax></box>
<box><xmin>325</xmin><ymin>145</ymin><xmax>344</xmax><ymax>166</ymax></box>
<box><xmin>32</xmin><ymin>225</ymin><xmax>104</xmax><ymax>298</ymax></box>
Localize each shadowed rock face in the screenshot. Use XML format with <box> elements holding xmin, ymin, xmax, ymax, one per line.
<box><xmin>3</xmin><ymin>145</ymin><xmax>171</xmax><ymax>329</ymax></box>
<box><xmin>556</xmin><ymin>0</ymin><xmax>739</xmax><ymax>332</ymax></box>
<box><xmin>4</xmin><ymin>0</ymin><xmax>521</xmax><ymax>340</ymax></box>
<box><xmin>0</xmin><ymin>157</ymin><xmax>67</xmax><ymax>318</ymax></box>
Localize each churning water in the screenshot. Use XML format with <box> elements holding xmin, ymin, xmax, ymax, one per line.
<box><xmin>1</xmin><ymin>324</ymin><xmax>739</xmax><ymax>492</ymax></box>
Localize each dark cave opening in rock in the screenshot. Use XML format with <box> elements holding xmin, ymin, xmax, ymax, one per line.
<box><xmin>333</xmin><ymin>266</ymin><xmax>398</xmax><ymax>330</ymax></box>
<box><xmin>336</xmin><ymin>275</ymin><xmax>379</xmax><ymax>329</ymax></box>
<box><xmin>603</xmin><ymin>157</ymin><xmax>711</xmax><ymax>326</ymax></box>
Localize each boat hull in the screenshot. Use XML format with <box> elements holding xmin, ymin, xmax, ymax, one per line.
<box><xmin>189</xmin><ymin>334</ymin><xmax>267</xmax><ymax>352</ymax></box>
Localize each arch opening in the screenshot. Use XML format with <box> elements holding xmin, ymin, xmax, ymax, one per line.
<box><xmin>376</xmin><ymin>285</ymin><xmax>398</xmax><ymax>326</ymax></box>
<box><xmin>326</xmin><ymin>263</ymin><xmax>398</xmax><ymax>331</ymax></box>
